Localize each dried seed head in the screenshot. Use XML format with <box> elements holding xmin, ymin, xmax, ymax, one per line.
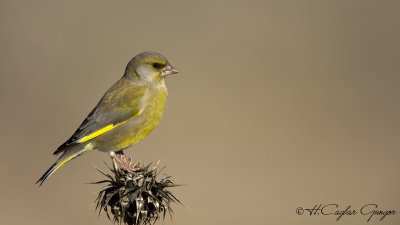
<box><xmin>92</xmin><ymin>157</ymin><xmax>181</xmax><ymax>225</ymax></box>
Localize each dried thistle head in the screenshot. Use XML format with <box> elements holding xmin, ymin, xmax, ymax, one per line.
<box><xmin>92</xmin><ymin>156</ymin><xmax>181</xmax><ymax>225</ymax></box>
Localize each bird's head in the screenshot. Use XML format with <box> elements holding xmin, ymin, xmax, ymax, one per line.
<box><xmin>124</xmin><ymin>51</ymin><xmax>178</xmax><ymax>83</ymax></box>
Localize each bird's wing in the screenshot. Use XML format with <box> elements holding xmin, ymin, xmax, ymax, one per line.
<box><xmin>54</xmin><ymin>79</ymin><xmax>147</xmax><ymax>155</ymax></box>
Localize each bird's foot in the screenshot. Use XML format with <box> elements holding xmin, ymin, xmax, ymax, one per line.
<box><xmin>110</xmin><ymin>151</ymin><xmax>142</xmax><ymax>173</ymax></box>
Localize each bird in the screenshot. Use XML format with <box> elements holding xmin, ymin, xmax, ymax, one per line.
<box><xmin>36</xmin><ymin>51</ymin><xmax>178</xmax><ymax>186</ymax></box>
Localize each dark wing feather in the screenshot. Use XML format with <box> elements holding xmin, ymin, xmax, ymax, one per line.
<box><xmin>54</xmin><ymin>79</ymin><xmax>147</xmax><ymax>155</ymax></box>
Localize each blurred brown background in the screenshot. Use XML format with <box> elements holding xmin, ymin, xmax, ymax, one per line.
<box><xmin>0</xmin><ymin>0</ymin><xmax>399</xmax><ymax>225</ymax></box>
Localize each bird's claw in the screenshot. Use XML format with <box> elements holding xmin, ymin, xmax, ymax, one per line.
<box><xmin>110</xmin><ymin>151</ymin><xmax>142</xmax><ymax>173</ymax></box>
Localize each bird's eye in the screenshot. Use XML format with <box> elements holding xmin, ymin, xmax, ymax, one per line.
<box><xmin>152</xmin><ymin>63</ymin><xmax>161</xmax><ymax>69</ymax></box>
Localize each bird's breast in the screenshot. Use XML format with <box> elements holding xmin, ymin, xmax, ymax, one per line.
<box><xmin>111</xmin><ymin>86</ymin><xmax>168</xmax><ymax>151</ymax></box>
<box><xmin>141</xmin><ymin>87</ymin><xmax>168</xmax><ymax>133</ymax></box>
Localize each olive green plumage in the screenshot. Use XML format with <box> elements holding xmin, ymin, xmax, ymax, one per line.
<box><xmin>37</xmin><ymin>52</ymin><xmax>178</xmax><ymax>185</ymax></box>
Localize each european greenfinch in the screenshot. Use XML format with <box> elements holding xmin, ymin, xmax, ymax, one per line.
<box><xmin>37</xmin><ymin>51</ymin><xmax>178</xmax><ymax>185</ymax></box>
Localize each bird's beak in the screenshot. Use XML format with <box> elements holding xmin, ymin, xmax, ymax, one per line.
<box><xmin>161</xmin><ymin>64</ymin><xmax>179</xmax><ymax>77</ymax></box>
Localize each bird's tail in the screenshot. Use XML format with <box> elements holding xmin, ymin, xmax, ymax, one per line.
<box><xmin>36</xmin><ymin>143</ymin><xmax>93</xmax><ymax>186</ymax></box>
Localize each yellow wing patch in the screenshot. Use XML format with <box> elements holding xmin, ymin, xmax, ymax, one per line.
<box><xmin>77</xmin><ymin>108</ymin><xmax>144</xmax><ymax>143</ymax></box>
<box><xmin>77</xmin><ymin>121</ymin><xmax>126</xmax><ymax>143</ymax></box>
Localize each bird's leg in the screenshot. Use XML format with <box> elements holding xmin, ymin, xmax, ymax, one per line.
<box><xmin>112</xmin><ymin>150</ymin><xmax>138</xmax><ymax>174</ymax></box>
<box><xmin>109</xmin><ymin>151</ymin><xmax>119</xmax><ymax>171</ymax></box>
<box><xmin>117</xmin><ymin>150</ymin><xmax>131</xmax><ymax>165</ymax></box>
<box><xmin>119</xmin><ymin>151</ymin><xmax>144</xmax><ymax>172</ymax></box>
